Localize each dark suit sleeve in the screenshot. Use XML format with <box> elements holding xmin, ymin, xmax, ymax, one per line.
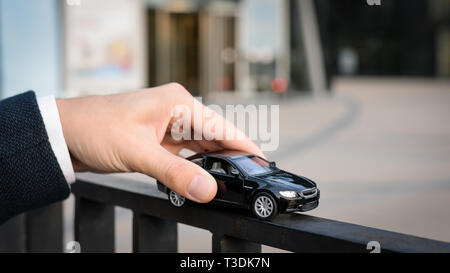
<box><xmin>0</xmin><ymin>91</ymin><xmax>71</xmax><ymax>224</ymax></box>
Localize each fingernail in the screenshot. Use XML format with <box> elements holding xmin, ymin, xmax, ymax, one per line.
<box><xmin>188</xmin><ymin>175</ymin><xmax>215</xmax><ymax>202</ymax></box>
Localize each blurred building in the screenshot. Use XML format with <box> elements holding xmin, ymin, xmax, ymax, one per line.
<box><xmin>62</xmin><ymin>0</ymin><xmax>290</xmax><ymax>98</ymax></box>
<box><xmin>0</xmin><ymin>0</ymin><xmax>291</xmax><ymax>99</ymax></box>
<box><xmin>0</xmin><ymin>0</ymin><xmax>449</xmax><ymax>99</ymax></box>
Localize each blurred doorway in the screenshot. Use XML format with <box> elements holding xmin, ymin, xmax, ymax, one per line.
<box><xmin>147</xmin><ymin>10</ymin><xmax>200</xmax><ymax>95</ymax></box>
<box><xmin>146</xmin><ymin>5</ymin><xmax>238</xmax><ymax>97</ymax></box>
<box><xmin>169</xmin><ymin>12</ymin><xmax>200</xmax><ymax>96</ymax></box>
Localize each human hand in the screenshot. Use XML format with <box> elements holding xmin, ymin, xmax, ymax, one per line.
<box><xmin>56</xmin><ymin>83</ymin><xmax>264</xmax><ymax>203</ymax></box>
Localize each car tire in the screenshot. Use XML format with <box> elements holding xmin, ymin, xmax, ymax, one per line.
<box><xmin>251</xmin><ymin>192</ymin><xmax>278</xmax><ymax>220</ymax></box>
<box><xmin>168</xmin><ymin>190</ymin><xmax>187</xmax><ymax>208</ymax></box>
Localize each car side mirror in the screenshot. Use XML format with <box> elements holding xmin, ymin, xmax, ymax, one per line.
<box><xmin>269</xmin><ymin>161</ymin><xmax>276</xmax><ymax>168</ymax></box>
<box><xmin>230</xmin><ymin>168</ymin><xmax>240</xmax><ymax>176</ymax></box>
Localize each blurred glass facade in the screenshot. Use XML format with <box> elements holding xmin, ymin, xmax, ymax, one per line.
<box><xmin>314</xmin><ymin>0</ymin><xmax>450</xmax><ymax>80</ymax></box>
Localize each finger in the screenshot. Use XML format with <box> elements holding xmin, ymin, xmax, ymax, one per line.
<box><xmin>183</xmin><ymin>141</ymin><xmax>208</xmax><ymax>154</ymax></box>
<box><xmin>192</xmin><ymin>99</ymin><xmax>266</xmax><ymax>158</ymax></box>
<box><xmin>167</xmin><ymin>88</ymin><xmax>265</xmax><ymax>158</ymax></box>
<box><xmin>161</xmin><ymin>141</ymin><xmax>203</xmax><ymax>155</ymax></box>
<box><xmin>136</xmin><ymin>145</ymin><xmax>217</xmax><ymax>203</ymax></box>
<box><xmin>188</xmin><ymin>139</ymin><xmax>222</xmax><ymax>153</ymax></box>
<box><xmin>160</xmin><ymin>138</ymin><xmax>217</xmax><ymax>155</ymax></box>
<box><xmin>160</xmin><ymin>141</ymin><xmax>184</xmax><ymax>154</ymax></box>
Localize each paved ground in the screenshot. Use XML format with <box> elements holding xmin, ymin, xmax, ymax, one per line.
<box><xmin>296</xmin><ymin>78</ymin><xmax>450</xmax><ymax>243</ymax></box>
<box><xmin>64</xmin><ymin>77</ymin><xmax>450</xmax><ymax>252</ymax></box>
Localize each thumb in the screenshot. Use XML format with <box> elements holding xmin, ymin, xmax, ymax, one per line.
<box><xmin>137</xmin><ymin>146</ymin><xmax>217</xmax><ymax>203</ymax></box>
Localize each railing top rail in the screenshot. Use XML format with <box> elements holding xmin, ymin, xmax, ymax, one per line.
<box><xmin>72</xmin><ymin>173</ymin><xmax>450</xmax><ymax>253</ymax></box>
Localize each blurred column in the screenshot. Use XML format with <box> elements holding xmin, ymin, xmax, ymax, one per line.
<box><xmin>275</xmin><ymin>0</ymin><xmax>291</xmax><ymax>87</ymax></box>
<box><xmin>199</xmin><ymin>12</ymin><xmax>212</xmax><ymax>97</ymax></box>
<box><xmin>297</xmin><ymin>0</ymin><xmax>327</xmax><ymax>96</ymax></box>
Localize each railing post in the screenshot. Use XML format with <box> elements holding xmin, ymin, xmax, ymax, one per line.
<box><xmin>75</xmin><ymin>197</ymin><xmax>115</xmax><ymax>253</ymax></box>
<box><xmin>26</xmin><ymin>202</ymin><xmax>63</xmax><ymax>253</ymax></box>
<box><xmin>0</xmin><ymin>214</ymin><xmax>26</xmax><ymax>253</ymax></box>
<box><xmin>212</xmin><ymin>233</ymin><xmax>261</xmax><ymax>253</ymax></box>
<box><xmin>132</xmin><ymin>213</ymin><xmax>178</xmax><ymax>253</ymax></box>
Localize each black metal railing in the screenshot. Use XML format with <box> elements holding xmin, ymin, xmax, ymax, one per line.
<box><xmin>0</xmin><ymin>202</ymin><xmax>64</xmax><ymax>253</ymax></box>
<box><xmin>1</xmin><ymin>172</ymin><xmax>450</xmax><ymax>253</ymax></box>
<box><xmin>71</xmin><ymin>173</ymin><xmax>450</xmax><ymax>253</ymax></box>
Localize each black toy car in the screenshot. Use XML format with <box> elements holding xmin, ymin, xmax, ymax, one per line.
<box><xmin>157</xmin><ymin>150</ymin><xmax>320</xmax><ymax>220</ymax></box>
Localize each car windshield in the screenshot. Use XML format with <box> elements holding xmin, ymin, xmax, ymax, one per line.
<box><xmin>233</xmin><ymin>156</ymin><xmax>276</xmax><ymax>176</ymax></box>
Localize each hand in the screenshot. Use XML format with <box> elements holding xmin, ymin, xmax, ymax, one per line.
<box><xmin>56</xmin><ymin>83</ymin><xmax>264</xmax><ymax>203</ymax></box>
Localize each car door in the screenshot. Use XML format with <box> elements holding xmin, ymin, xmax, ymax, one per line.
<box><xmin>205</xmin><ymin>157</ymin><xmax>244</xmax><ymax>205</ymax></box>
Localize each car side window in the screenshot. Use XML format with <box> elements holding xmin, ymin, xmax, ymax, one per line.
<box><xmin>191</xmin><ymin>157</ymin><xmax>203</xmax><ymax>167</ymax></box>
<box><xmin>205</xmin><ymin>158</ymin><xmax>232</xmax><ymax>175</ymax></box>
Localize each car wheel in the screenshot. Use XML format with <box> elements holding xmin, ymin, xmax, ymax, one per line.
<box><xmin>168</xmin><ymin>190</ymin><xmax>186</xmax><ymax>207</ymax></box>
<box><xmin>252</xmin><ymin>192</ymin><xmax>278</xmax><ymax>220</ymax></box>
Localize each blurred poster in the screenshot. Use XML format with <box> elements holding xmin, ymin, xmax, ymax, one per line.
<box><xmin>64</xmin><ymin>0</ymin><xmax>146</xmax><ymax>97</ymax></box>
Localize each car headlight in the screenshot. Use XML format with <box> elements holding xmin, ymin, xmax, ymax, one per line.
<box><xmin>279</xmin><ymin>191</ymin><xmax>298</xmax><ymax>198</ymax></box>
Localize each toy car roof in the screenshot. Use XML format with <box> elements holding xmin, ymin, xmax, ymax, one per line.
<box><xmin>187</xmin><ymin>150</ymin><xmax>254</xmax><ymax>160</ymax></box>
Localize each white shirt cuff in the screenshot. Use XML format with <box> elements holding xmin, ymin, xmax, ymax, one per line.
<box><xmin>37</xmin><ymin>95</ymin><xmax>76</xmax><ymax>184</ymax></box>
